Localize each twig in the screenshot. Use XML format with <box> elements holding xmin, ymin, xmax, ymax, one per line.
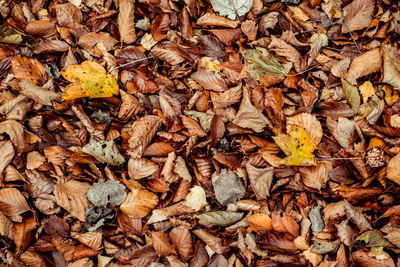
<box><xmin>300</xmin><ymin>22</ymin><xmax>340</xmax><ymax>34</ymax></box>
<box><xmin>332</xmin><ymin>0</ymin><xmax>362</xmax><ymax>54</ymax></box>
<box><xmin>108</xmin><ymin>56</ymin><xmax>154</xmax><ymax>72</ymax></box>
<box><xmin>285</xmin><ymin>61</ymin><xmax>329</xmax><ymax>76</ymax></box>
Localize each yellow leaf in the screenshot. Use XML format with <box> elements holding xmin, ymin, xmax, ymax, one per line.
<box><xmin>246</xmin><ymin>213</ymin><xmax>272</xmax><ymax>232</ymax></box>
<box><xmin>273</xmin><ymin>124</ymin><xmax>317</xmax><ymax>166</ymax></box>
<box><xmin>205</xmin><ymin>60</ymin><xmax>221</xmax><ymax>72</ymax></box>
<box><xmin>382</xmin><ymin>84</ymin><xmax>399</xmax><ymax>106</ymax></box>
<box><xmin>359</xmin><ymin>81</ymin><xmax>375</xmax><ymax>102</ymax></box>
<box><xmin>61</xmin><ymin>61</ymin><xmax>119</xmax><ymax>100</ymax></box>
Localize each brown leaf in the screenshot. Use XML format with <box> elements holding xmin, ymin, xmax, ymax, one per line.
<box><xmin>42</xmin><ymin>215</ymin><xmax>69</xmax><ymax>239</ymax></box>
<box><xmin>286</xmin><ymin>113</ymin><xmax>323</xmax><ymax>145</ymax></box>
<box><xmin>241</xmin><ymin>20</ymin><xmax>258</xmax><ymax>41</ymax></box>
<box><xmin>256</xmin><ymin>230</ymin><xmax>298</xmax><ymax>253</ymax></box>
<box><xmin>345</xmin><ymin>48</ymin><xmax>381</xmax><ymax>85</ymax></box>
<box><xmin>317</xmin><ymin>102</ymin><xmax>355</xmax><ymax>119</ymax></box>
<box><xmin>342</xmin><ymin>0</ymin><xmax>374</xmax><ymax>33</ymax></box>
<box><xmin>13</xmin><ymin>216</ymin><xmax>37</xmax><ymax>252</ymax></box>
<box><xmin>54</xmin><ymin>180</ymin><xmax>91</xmax><ymax>222</ymax></box>
<box><xmin>268</xmin><ymin>36</ymin><xmax>301</xmax><ymax>72</ymax></box>
<box><xmin>117</xmin><ymin>212</ymin><xmax>142</xmax><ymax>235</ymax></box>
<box><xmin>299</xmin><ymin>161</ymin><xmax>333</xmax><ymax>190</ymax></box>
<box><xmin>197</xmin><ymin>13</ymin><xmax>239</xmax><ymax>28</ymax></box>
<box><xmin>19</xmin><ymin>80</ymin><xmax>61</xmax><ymax>106</ymax></box>
<box><xmin>0</xmin><ymin>188</ymin><xmax>31</xmax><ymax>217</ymax></box>
<box><xmin>33</xmin><ymin>40</ymin><xmax>69</xmax><ymax>54</ymax></box>
<box><xmin>382</xmin><ymin>44</ymin><xmax>400</xmax><ymax>90</ymax></box>
<box><xmin>271</xmin><ymin>212</ymin><xmax>299</xmax><ymax>238</ymax></box>
<box><xmin>159</xmin><ymin>92</ymin><xmax>182</xmax><ymax>125</ymax></box>
<box><xmin>210</xmin><ymin>115</ymin><xmax>225</xmax><ymax>146</ymax></box>
<box><xmin>118</xmin><ymin>0</ymin><xmax>136</xmax><ymax>44</ymax></box>
<box><xmin>181</xmin><ymin>115</ymin><xmax>207</xmax><ymax>137</ymax></box>
<box><xmin>11</xmin><ymin>55</ymin><xmax>47</xmax><ymax>85</ymax></box>
<box><xmin>246</xmin><ymin>163</ymin><xmax>274</xmax><ymax>200</ymax></box>
<box><xmin>192</xmin><ymin>229</ymin><xmax>226</xmax><ymax>254</ymax></box>
<box><xmin>0</xmin><ymin>212</ymin><xmax>13</xmax><ymax>239</ymax></box>
<box><xmin>25</xmin><ymin>19</ymin><xmax>56</xmax><ymax>37</ymax></box>
<box><xmin>71</xmin><ymin>231</ymin><xmax>102</xmax><ymax>250</ymax></box>
<box><xmin>169</xmin><ymin>226</ymin><xmax>194</xmax><ymax>260</ymax></box>
<box><xmin>191</xmin><ymin>70</ymin><xmax>227</xmax><ymax>92</ymax></box>
<box><xmin>387</xmin><ymin>151</ymin><xmax>400</xmax><ymax>185</ymax></box>
<box><xmin>343</xmin><ymin>200</ymin><xmax>372</xmax><ymax>232</ymax></box>
<box><xmin>211</xmin><ymin>85</ymin><xmax>242</xmax><ymax>110</ymax></box>
<box><xmin>352</xmin><ymin>250</ymin><xmax>395</xmax><ymax>267</ymax></box>
<box><xmin>232</xmin><ymin>87</ymin><xmax>271</xmax><ymax>133</ymax></box>
<box><xmin>26</xmin><ymin>151</ymin><xmax>46</xmax><ymax>170</ymax></box>
<box><xmin>128</xmin><ymin>115</ymin><xmax>162</xmax><ymax>158</ymax></box>
<box><xmin>120</xmin><ymin>189</ymin><xmax>159</xmax><ymax>218</ymax></box>
<box><xmin>128</xmin><ymin>157</ymin><xmax>159</xmax><ymax>180</ymax></box>
<box><xmin>78</xmin><ymin>32</ymin><xmax>118</xmax><ymax>51</ymax></box>
<box><xmin>20</xmin><ymin>248</ymin><xmax>46</xmax><ymax>267</ymax></box>
<box><xmin>152</xmin><ymin>44</ymin><xmax>185</xmax><ymax>65</ymax></box>
<box><xmin>246</xmin><ymin>213</ymin><xmax>273</xmax><ymax>232</ymax></box>
<box><xmin>0</xmin><ymin>141</ymin><xmax>14</xmax><ymax>174</ymax></box>
<box><xmin>143</xmin><ymin>142</ymin><xmax>175</xmax><ymax>157</ymax></box>
<box><xmin>151</xmin><ymin>231</ymin><xmax>177</xmax><ymax>257</ymax></box>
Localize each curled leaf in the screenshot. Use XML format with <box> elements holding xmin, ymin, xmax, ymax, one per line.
<box><xmin>87</xmin><ymin>180</ymin><xmax>126</xmax><ymax>207</ymax></box>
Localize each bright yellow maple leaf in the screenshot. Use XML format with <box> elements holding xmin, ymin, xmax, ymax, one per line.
<box><xmin>273</xmin><ymin>124</ymin><xmax>317</xmax><ymax>166</ymax></box>
<box><xmin>61</xmin><ymin>61</ymin><xmax>118</xmax><ymax>100</ymax></box>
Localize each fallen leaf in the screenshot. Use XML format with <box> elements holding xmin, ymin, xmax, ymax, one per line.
<box><xmin>256</xmin><ymin>230</ymin><xmax>297</xmax><ymax>252</ymax></box>
<box><xmin>61</xmin><ymin>61</ymin><xmax>119</xmax><ymax>100</ymax></box>
<box><xmin>342</xmin><ymin>0</ymin><xmax>374</xmax><ymax>33</ymax></box>
<box><xmin>309</xmin><ymin>206</ymin><xmax>325</xmax><ymax>233</ymax></box>
<box><xmin>128</xmin><ymin>115</ymin><xmax>162</xmax><ymax>158</ymax></box>
<box><xmin>0</xmin><ymin>188</ymin><xmax>31</xmax><ymax>217</ymax></box>
<box><xmin>182</xmin><ymin>186</ymin><xmax>207</xmax><ymax>212</ymax></box>
<box><xmin>272</xmin><ymin>212</ymin><xmax>299</xmax><ymax>238</ymax></box>
<box><xmin>11</xmin><ymin>55</ymin><xmax>47</xmax><ymax>85</ymax></box>
<box><xmin>246</xmin><ymin>214</ymin><xmax>273</xmax><ymax>232</ymax></box>
<box><xmin>118</xmin><ymin>0</ymin><xmax>136</xmax><ymax>44</ymax></box>
<box><xmin>345</xmin><ymin>48</ymin><xmax>381</xmax><ymax>85</ymax></box>
<box><xmin>18</xmin><ymin>80</ymin><xmax>61</xmax><ymax>106</ymax></box>
<box><xmin>128</xmin><ymin>158</ymin><xmax>159</xmax><ymax>180</ymax></box>
<box><xmin>299</xmin><ymin>161</ymin><xmax>333</xmax><ymax>190</ymax></box>
<box><xmin>197</xmin><ymin>13</ymin><xmax>239</xmax><ymax>28</ymax></box>
<box><xmin>26</xmin><ymin>151</ymin><xmax>46</xmax><ymax>170</ymax></box>
<box><xmin>387</xmin><ymin>152</ymin><xmax>400</xmax><ymax>185</ymax></box>
<box><xmin>0</xmin><ymin>141</ymin><xmax>14</xmax><ymax>174</ymax></box>
<box><xmin>193</xmin><ymin>229</ymin><xmax>226</xmax><ymax>254</ymax></box>
<box><xmin>87</xmin><ymin>180</ymin><xmax>126</xmax><ymax>207</ymax></box>
<box><xmin>341</xmin><ymin>78</ymin><xmax>361</xmax><ymax>111</ymax></box>
<box><xmin>246</xmin><ymin>163</ymin><xmax>274</xmax><ymax>200</ymax></box>
<box><xmin>54</xmin><ymin>180</ymin><xmax>91</xmax><ymax>222</ymax></box>
<box><xmin>210</xmin><ymin>0</ymin><xmax>253</xmax><ymax>20</ymax></box>
<box><xmin>286</xmin><ymin>113</ymin><xmax>323</xmax><ymax>145</ymax></box>
<box><xmin>197</xmin><ymin>211</ymin><xmax>243</xmax><ymax>227</ymax></box>
<box><xmin>273</xmin><ymin>124</ymin><xmax>317</xmax><ymax>166</ymax></box>
<box><xmin>120</xmin><ymin>189</ymin><xmax>159</xmax><ymax>218</ymax></box>
<box><xmin>151</xmin><ymin>231</ymin><xmax>177</xmax><ymax>257</ymax></box>
<box><xmin>169</xmin><ymin>226</ymin><xmax>193</xmax><ymax>260</ymax></box>
<box><xmin>212</xmin><ymin>169</ymin><xmax>246</xmax><ymax>205</ymax></box>
<box><xmin>382</xmin><ymin>44</ymin><xmax>400</xmax><ymax>90</ymax></box>
<box><xmin>303</xmin><ymin>248</ymin><xmax>322</xmax><ymax>266</ymax></box>
<box><xmin>359</xmin><ymin>81</ymin><xmax>376</xmax><ymax>102</ymax></box>
<box><xmin>81</xmin><ymin>140</ymin><xmax>125</xmax><ymax>166</ymax></box>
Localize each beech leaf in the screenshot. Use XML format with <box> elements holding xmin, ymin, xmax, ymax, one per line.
<box><xmin>210</xmin><ymin>0</ymin><xmax>253</xmax><ymax>20</ymax></box>
<box><xmin>81</xmin><ymin>140</ymin><xmax>125</xmax><ymax>166</ymax></box>
<box><xmin>87</xmin><ymin>180</ymin><xmax>126</xmax><ymax>207</ymax></box>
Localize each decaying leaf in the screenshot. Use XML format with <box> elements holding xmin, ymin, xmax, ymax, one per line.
<box><xmin>246</xmin><ymin>214</ymin><xmax>273</xmax><ymax>232</ymax></box>
<box><xmin>299</xmin><ymin>161</ymin><xmax>333</xmax><ymax>190</ymax></box>
<box><xmin>0</xmin><ymin>188</ymin><xmax>31</xmax><ymax>217</ymax></box>
<box><xmin>81</xmin><ymin>140</ymin><xmax>125</xmax><ymax>166</ymax></box>
<box><xmin>210</xmin><ymin>0</ymin><xmax>253</xmax><ymax>20</ymax></box>
<box><xmin>128</xmin><ymin>158</ymin><xmax>159</xmax><ymax>180</ymax></box>
<box><xmin>197</xmin><ymin>211</ymin><xmax>243</xmax><ymax>227</ymax></box>
<box><xmin>61</xmin><ymin>61</ymin><xmax>119</xmax><ymax>100</ymax></box>
<box><xmin>246</xmin><ymin>163</ymin><xmax>274</xmax><ymax>200</ymax></box>
<box><xmin>341</xmin><ymin>78</ymin><xmax>361</xmax><ymax>111</ymax></box>
<box><xmin>87</xmin><ymin>180</ymin><xmax>126</xmax><ymax>207</ymax></box>
<box><xmin>342</xmin><ymin>0</ymin><xmax>374</xmax><ymax>33</ymax></box>
<box><xmin>382</xmin><ymin>44</ymin><xmax>400</xmax><ymax>90</ymax></box>
<box><xmin>345</xmin><ymin>48</ymin><xmax>382</xmax><ymax>86</ymax></box>
<box><xmin>128</xmin><ymin>115</ymin><xmax>162</xmax><ymax>158</ymax></box>
<box><xmin>273</xmin><ymin>124</ymin><xmax>317</xmax><ymax>166</ymax></box>
<box><xmin>243</xmin><ymin>47</ymin><xmax>289</xmax><ymax>79</ymax></box>
<box><xmin>387</xmin><ymin>152</ymin><xmax>400</xmax><ymax>185</ymax></box>
<box><xmin>212</xmin><ymin>169</ymin><xmax>246</xmax><ymax>205</ymax></box>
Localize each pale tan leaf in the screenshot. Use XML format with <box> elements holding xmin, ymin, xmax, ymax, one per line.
<box><xmin>197</xmin><ymin>211</ymin><xmax>243</xmax><ymax>227</ymax></box>
<box><xmin>268</xmin><ymin>36</ymin><xmax>301</xmax><ymax>72</ymax></box>
<box><xmin>0</xmin><ymin>188</ymin><xmax>31</xmax><ymax>217</ymax></box>
<box><xmin>326</xmin><ymin>117</ymin><xmax>363</xmax><ymax>148</ymax></box>
<box><xmin>197</xmin><ymin>13</ymin><xmax>239</xmax><ymax>28</ymax></box>
<box><xmin>81</xmin><ymin>140</ymin><xmax>125</xmax><ymax>166</ymax></box>
<box><xmin>246</xmin><ymin>163</ymin><xmax>274</xmax><ymax>200</ymax></box>
<box><xmin>345</xmin><ymin>48</ymin><xmax>381</xmax><ymax>85</ymax></box>
<box><xmin>72</xmin><ymin>231</ymin><xmax>103</xmax><ymax>250</ymax></box>
<box><xmin>352</xmin><ymin>249</ymin><xmax>395</xmax><ymax>267</ymax></box>
<box><xmin>331</xmin><ymin>57</ymin><xmax>350</xmax><ymax>78</ymax></box>
<box><xmin>387</xmin><ymin>152</ymin><xmax>400</xmax><ymax>185</ymax></box>
<box><xmin>286</xmin><ymin>113</ymin><xmax>323</xmax><ymax>145</ymax></box>
<box><xmin>385</xmin><ymin>228</ymin><xmax>400</xmax><ymax>248</ymax></box>
<box><xmin>54</xmin><ymin>180</ymin><xmax>91</xmax><ymax>222</ymax></box>
<box><xmin>382</xmin><ymin>44</ymin><xmax>400</xmax><ymax>90</ymax></box>
<box><xmin>241</xmin><ymin>20</ymin><xmax>257</xmax><ymax>41</ymax></box>
<box><xmin>78</xmin><ymin>32</ymin><xmax>118</xmax><ymax>51</ymax></box>
<box><xmin>212</xmin><ymin>169</ymin><xmax>246</xmax><ymax>205</ymax></box>
<box><xmin>26</xmin><ymin>151</ymin><xmax>46</xmax><ymax>170</ymax></box>
<box><xmin>211</xmin><ymin>85</ymin><xmax>242</xmax><ymax>109</ymax></box>
<box><xmin>342</xmin><ymin>0</ymin><xmax>374</xmax><ymax>33</ymax></box>
<box><xmin>120</xmin><ymin>189</ymin><xmax>159</xmax><ymax>218</ymax></box>
<box><xmin>128</xmin><ymin>157</ymin><xmax>159</xmax><ymax>180</ymax></box>
<box><xmin>68</xmin><ymin>258</ymin><xmax>94</xmax><ymax>267</ymax></box>
<box><xmin>0</xmin><ymin>141</ymin><xmax>14</xmax><ymax>174</ymax></box>
<box><xmin>232</xmin><ymin>87</ymin><xmax>271</xmax><ymax>133</ymax></box>
<box><xmin>181</xmin><ymin>115</ymin><xmax>207</xmax><ymax>137</ymax></box>
<box><xmin>151</xmin><ymin>231</ymin><xmax>177</xmax><ymax>257</ymax></box>
<box><xmin>118</xmin><ymin>90</ymin><xmax>140</xmax><ymax>120</ymax></box>
<box><xmin>193</xmin><ymin>229</ymin><xmax>226</xmax><ymax>254</ymax></box>
<box><xmin>323</xmin><ymin>201</ymin><xmax>346</xmax><ymax>222</ymax></box>
<box><xmin>182</xmin><ymin>186</ymin><xmax>207</xmax><ymax>212</ymax></box>
<box><xmin>169</xmin><ymin>226</ymin><xmax>193</xmax><ymax>260</ymax></box>
<box><xmin>299</xmin><ymin>161</ymin><xmax>333</xmax><ymax>190</ymax></box>
<box><xmin>191</xmin><ymin>70</ymin><xmax>227</xmax><ymax>92</ymax></box>
<box><xmin>128</xmin><ymin>115</ymin><xmax>162</xmax><ymax>158</ymax></box>
<box><xmin>303</xmin><ymin>248</ymin><xmax>322</xmax><ymax>267</ymax></box>
<box><xmin>118</xmin><ymin>0</ymin><xmax>136</xmax><ymax>44</ymax></box>
<box><xmin>18</xmin><ymin>80</ymin><xmax>61</xmax><ymax>106</ymax></box>
<box><xmin>151</xmin><ymin>46</ymin><xmax>185</xmax><ymax>65</ymax></box>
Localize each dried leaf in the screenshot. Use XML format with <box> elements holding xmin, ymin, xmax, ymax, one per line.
<box><xmin>342</xmin><ymin>0</ymin><xmax>374</xmax><ymax>33</ymax></box>
<box><xmin>272</xmin><ymin>212</ymin><xmax>299</xmax><ymax>237</ymax></box>
<box><xmin>210</xmin><ymin>0</ymin><xmax>253</xmax><ymax>20</ymax></box>
<box><xmin>243</xmin><ymin>47</ymin><xmax>289</xmax><ymax>79</ymax></box>
<box><xmin>246</xmin><ymin>214</ymin><xmax>273</xmax><ymax>232</ymax></box>
<box><xmin>120</xmin><ymin>189</ymin><xmax>159</xmax><ymax>218</ymax></box>
<box><xmin>299</xmin><ymin>161</ymin><xmax>333</xmax><ymax>190</ymax></box>
<box><xmin>0</xmin><ymin>188</ymin><xmax>31</xmax><ymax>217</ymax></box>
<box><xmin>169</xmin><ymin>226</ymin><xmax>193</xmax><ymax>260</ymax></box>
<box><xmin>0</xmin><ymin>141</ymin><xmax>14</xmax><ymax>174</ymax></box>
<box><xmin>128</xmin><ymin>158</ymin><xmax>159</xmax><ymax>180</ymax></box>
<box><xmin>286</xmin><ymin>113</ymin><xmax>323</xmax><ymax>145</ymax></box>
<box><xmin>87</xmin><ymin>180</ymin><xmax>126</xmax><ymax>207</ymax></box>
<box><xmin>118</xmin><ymin>0</ymin><xmax>136</xmax><ymax>44</ymax></box>
<box><xmin>345</xmin><ymin>49</ymin><xmax>382</xmax><ymax>85</ymax></box>
<box><xmin>382</xmin><ymin>44</ymin><xmax>400</xmax><ymax>90</ymax></box>
<box><xmin>246</xmin><ymin>163</ymin><xmax>274</xmax><ymax>200</ymax></box>
<box><xmin>81</xmin><ymin>140</ymin><xmax>125</xmax><ymax>166</ymax></box>
<box><xmin>54</xmin><ymin>180</ymin><xmax>91</xmax><ymax>222</ymax></box>
<box><xmin>197</xmin><ymin>211</ymin><xmax>243</xmax><ymax>227</ymax></box>
<box><xmin>128</xmin><ymin>115</ymin><xmax>162</xmax><ymax>158</ymax></box>
<box><xmin>19</xmin><ymin>80</ymin><xmax>61</xmax><ymax>106</ymax></box>
<box><xmin>197</xmin><ymin>13</ymin><xmax>239</xmax><ymax>28</ymax></box>
<box><xmin>387</xmin><ymin>152</ymin><xmax>400</xmax><ymax>185</ymax></box>
<box><xmin>212</xmin><ymin>169</ymin><xmax>246</xmax><ymax>205</ymax></box>
<box><xmin>182</xmin><ymin>186</ymin><xmax>207</xmax><ymax>212</ymax></box>
<box><xmin>11</xmin><ymin>55</ymin><xmax>46</xmax><ymax>85</ymax></box>
<box><xmin>273</xmin><ymin>124</ymin><xmax>317</xmax><ymax>166</ymax></box>
<box><xmin>309</xmin><ymin>206</ymin><xmax>324</xmax><ymax>233</ymax></box>
<box><xmin>193</xmin><ymin>229</ymin><xmax>226</xmax><ymax>254</ymax></box>
<box><xmin>341</xmin><ymin>78</ymin><xmax>361</xmax><ymax>111</ymax></box>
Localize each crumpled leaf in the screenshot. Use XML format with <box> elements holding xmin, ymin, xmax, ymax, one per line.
<box><xmin>181</xmin><ymin>186</ymin><xmax>207</xmax><ymax>212</ymax></box>
<box><xmin>342</xmin><ymin>0</ymin><xmax>374</xmax><ymax>33</ymax></box>
<box><xmin>387</xmin><ymin>152</ymin><xmax>400</xmax><ymax>185</ymax></box>
<box><xmin>311</xmin><ymin>239</ymin><xmax>340</xmax><ymax>254</ymax></box>
<box><xmin>151</xmin><ymin>231</ymin><xmax>177</xmax><ymax>257</ymax></box>
<box><xmin>0</xmin><ymin>120</ymin><xmax>25</xmax><ymax>152</ymax></box>
<box><xmin>303</xmin><ymin>248</ymin><xmax>322</xmax><ymax>266</ymax></box>
<box><xmin>210</xmin><ymin>0</ymin><xmax>253</xmax><ymax>20</ymax></box>
<box><xmin>19</xmin><ymin>80</ymin><xmax>61</xmax><ymax>106</ymax></box>
<box><xmin>299</xmin><ymin>161</ymin><xmax>332</xmax><ymax>190</ymax></box>
<box><xmin>197</xmin><ymin>211</ymin><xmax>243</xmax><ymax>227</ymax></box>
<box><xmin>309</xmin><ymin>206</ymin><xmax>325</xmax><ymax>233</ymax></box>
<box><xmin>87</xmin><ymin>180</ymin><xmax>126</xmax><ymax>207</ymax></box>
<box><xmin>246</xmin><ymin>163</ymin><xmax>274</xmax><ymax>200</ymax></box>
<box><xmin>356</xmin><ymin>230</ymin><xmax>392</xmax><ymax>248</ymax></box>
<box><xmin>273</xmin><ymin>124</ymin><xmax>317</xmax><ymax>166</ymax></box>
<box><xmin>128</xmin><ymin>115</ymin><xmax>162</xmax><ymax>158</ymax></box>
<box><xmin>382</xmin><ymin>44</ymin><xmax>400</xmax><ymax>90</ymax></box>
<box><xmin>341</xmin><ymin>78</ymin><xmax>361</xmax><ymax>111</ymax></box>
<box><xmin>345</xmin><ymin>48</ymin><xmax>382</xmax><ymax>86</ymax></box>
<box><xmin>212</xmin><ymin>169</ymin><xmax>246</xmax><ymax>205</ymax></box>
<box><xmin>81</xmin><ymin>140</ymin><xmax>125</xmax><ymax>166</ymax></box>
<box><xmin>0</xmin><ymin>141</ymin><xmax>14</xmax><ymax>175</ymax></box>
<box><xmin>61</xmin><ymin>61</ymin><xmax>119</xmax><ymax>100</ymax></box>
<box><xmin>243</xmin><ymin>47</ymin><xmax>289</xmax><ymax>79</ymax></box>
<box><xmin>85</xmin><ymin>207</ymin><xmax>114</xmax><ymax>231</ymax></box>
<box><xmin>232</xmin><ymin>87</ymin><xmax>271</xmax><ymax>133</ymax></box>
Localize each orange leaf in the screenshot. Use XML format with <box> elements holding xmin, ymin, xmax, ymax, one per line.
<box><xmin>0</xmin><ymin>188</ymin><xmax>31</xmax><ymax>217</ymax></box>
<box><xmin>246</xmin><ymin>213</ymin><xmax>273</xmax><ymax>232</ymax></box>
<box><xmin>120</xmin><ymin>189</ymin><xmax>159</xmax><ymax>218</ymax></box>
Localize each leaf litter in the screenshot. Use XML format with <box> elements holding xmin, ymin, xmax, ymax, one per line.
<box><xmin>0</xmin><ymin>0</ymin><xmax>400</xmax><ymax>266</ymax></box>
